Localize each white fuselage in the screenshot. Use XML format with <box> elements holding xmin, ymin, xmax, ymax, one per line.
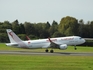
<box><xmin>19</xmin><ymin>36</ymin><xmax>85</xmax><ymax>49</ymax></box>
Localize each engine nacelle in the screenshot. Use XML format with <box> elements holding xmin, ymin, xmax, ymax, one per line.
<box><xmin>59</xmin><ymin>44</ymin><xmax>68</xmax><ymax>50</ymax></box>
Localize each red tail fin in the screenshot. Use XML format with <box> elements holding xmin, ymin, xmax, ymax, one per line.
<box><xmin>26</xmin><ymin>36</ymin><xmax>31</xmax><ymax>40</ymax></box>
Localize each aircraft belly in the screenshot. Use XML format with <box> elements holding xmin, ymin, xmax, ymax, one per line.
<box><xmin>29</xmin><ymin>42</ymin><xmax>49</xmax><ymax>49</ymax></box>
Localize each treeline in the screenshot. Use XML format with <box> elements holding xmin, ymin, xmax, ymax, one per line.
<box><xmin>0</xmin><ymin>16</ymin><xmax>93</xmax><ymax>43</ymax></box>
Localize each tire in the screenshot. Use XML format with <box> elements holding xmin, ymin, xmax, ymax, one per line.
<box><xmin>50</xmin><ymin>50</ymin><xmax>54</xmax><ymax>53</ymax></box>
<box><xmin>45</xmin><ymin>49</ymin><xmax>48</xmax><ymax>52</ymax></box>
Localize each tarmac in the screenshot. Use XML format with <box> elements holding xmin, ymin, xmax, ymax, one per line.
<box><xmin>0</xmin><ymin>51</ymin><xmax>93</xmax><ymax>56</ymax></box>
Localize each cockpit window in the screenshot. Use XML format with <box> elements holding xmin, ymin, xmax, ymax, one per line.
<box><xmin>80</xmin><ymin>37</ymin><xmax>82</xmax><ymax>39</ymax></box>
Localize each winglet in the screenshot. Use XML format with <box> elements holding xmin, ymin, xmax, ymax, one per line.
<box><xmin>48</xmin><ymin>37</ymin><xmax>52</xmax><ymax>42</ymax></box>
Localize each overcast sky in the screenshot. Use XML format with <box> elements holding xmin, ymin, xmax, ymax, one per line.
<box><xmin>0</xmin><ymin>0</ymin><xmax>93</xmax><ymax>24</ymax></box>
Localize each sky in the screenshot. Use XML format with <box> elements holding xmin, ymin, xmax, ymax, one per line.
<box><xmin>0</xmin><ymin>0</ymin><xmax>93</xmax><ymax>24</ymax></box>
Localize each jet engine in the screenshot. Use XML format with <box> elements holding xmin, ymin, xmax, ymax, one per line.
<box><xmin>59</xmin><ymin>44</ymin><xmax>67</xmax><ymax>50</ymax></box>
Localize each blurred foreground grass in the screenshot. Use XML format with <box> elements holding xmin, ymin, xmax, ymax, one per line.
<box><xmin>0</xmin><ymin>43</ymin><xmax>93</xmax><ymax>70</ymax></box>
<box><xmin>0</xmin><ymin>55</ymin><xmax>93</xmax><ymax>70</ymax></box>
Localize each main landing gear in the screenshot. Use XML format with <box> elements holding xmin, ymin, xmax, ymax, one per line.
<box><xmin>45</xmin><ymin>49</ymin><xmax>48</xmax><ymax>52</ymax></box>
<box><xmin>50</xmin><ymin>50</ymin><xmax>54</xmax><ymax>53</ymax></box>
<box><xmin>45</xmin><ymin>49</ymin><xmax>54</xmax><ymax>53</ymax></box>
<box><xmin>74</xmin><ymin>45</ymin><xmax>77</xmax><ymax>50</ymax></box>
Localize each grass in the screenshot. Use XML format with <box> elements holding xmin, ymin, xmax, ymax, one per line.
<box><xmin>0</xmin><ymin>43</ymin><xmax>93</xmax><ymax>52</ymax></box>
<box><xmin>0</xmin><ymin>43</ymin><xmax>93</xmax><ymax>70</ymax></box>
<box><xmin>0</xmin><ymin>55</ymin><xmax>93</xmax><ymax>70</ymax></box>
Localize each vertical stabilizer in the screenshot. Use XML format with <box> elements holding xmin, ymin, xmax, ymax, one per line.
<box><xmin>6</xmin><ymin>29</ymin><xmax>22</xmax><ymax>43</ymax></box>
<box><xmin>6</xmin><ymin>29</ymin><xmax>28</xmax><ymax>48</ymax></box>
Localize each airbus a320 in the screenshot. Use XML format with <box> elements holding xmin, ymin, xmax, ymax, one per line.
<box><xmin>6</xmin><ymin>29</ymin><xmax>85</xmax><ymax>53</ymax></box>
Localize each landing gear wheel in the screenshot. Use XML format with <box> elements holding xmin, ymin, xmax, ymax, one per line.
<box><xmin>45</xmin><ymin>49</ymin><xmax>48</xmax><ymax>52</ymax></box>
<box><xmin>75</xmin><ymin>47</ymin><xmax>77</xmax><ymax>50</ymax></box>
<box><xmin>74</xmin><ymin>45</ymin><xmax>77</xmax><ymax>50</ymax></box>
<box><xmin>50</xmin><ymin>50</ymin><xmax>54</xmax><ymax>53</ymax></box>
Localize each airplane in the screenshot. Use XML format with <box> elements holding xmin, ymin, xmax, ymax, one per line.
<box><xmin>6</xmin><ymin>29</ymin><xmax>85</xmax><ymax>53</ymax></box>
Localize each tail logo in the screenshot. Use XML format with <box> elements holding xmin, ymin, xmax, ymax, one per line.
<box><xmin>9</xmin><ymin>32</ymin><xmax>14</xmax><ymax>39</ymax></box>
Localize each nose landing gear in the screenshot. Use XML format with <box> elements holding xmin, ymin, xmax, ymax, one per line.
<box><xmin>74</xmin><ymin>45</ymin><xmax>77</xmax><ymax>50</ymax></box>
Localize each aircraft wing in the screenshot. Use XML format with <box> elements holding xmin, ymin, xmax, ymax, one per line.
<box><xmin>48</xmin><ymin>38</ymin><xmax>68</xmax><ymax>50</ymax></box>
<box><xmin>48</xmin><ymin>38</ymin><xmax>59</xmax><ymax>49</ymax></box>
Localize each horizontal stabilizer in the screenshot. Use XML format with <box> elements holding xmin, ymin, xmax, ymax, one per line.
<box><xmin>26</xmin><ymin>36</ymin><xmax>31</xmax><ymax>40</ymax></box>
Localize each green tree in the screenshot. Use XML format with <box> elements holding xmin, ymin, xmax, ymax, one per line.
<box><xmin>52</xmin><ymin>32</ymin><xmax>64</xmax><ymax>37</ymax></box>
<box><xmin>2</xmin><ymin>21</ymin><xmax>12</xmax><ymax>29</ymax></box>
<box><xmin>49</xmin><ymin>20</ymin><xmax>58</xmax><ymax>37</ymax></box>
<box><xmin>58</xmin><ymin>16</ymin><xmax>79</xmax><ymax>36</ymax></box>
<box><xmin>18</xmin><ymin>34</ymin><xmax>26</xmax><ymax>40</ymax></box>
<box><xmin>46</xmin><ymin>21</ymin><xmax>50</xmax><ymax>29</ymax></box>
<box><xmin>87</xmin><ymin>21</ymin><xmax>93</xmax><ymax>38</ymax></box>
<box><xmin>34</xmin><ymin>23</ymin><xmax>49</xmax><ymax>38</ymax></box>
<box><xmin>28</xmin><ymin>34</ymin><xmax>38</xmax><ymax>40</ymax></box>
<box><xmin>19</xmin><ymin>23</ymin><xmax>26</xmax><ymax>34</ymax></box>
<box><xmin>12</xmin><ymin>20</ymin><xmax>20</xmax><ymax>34</ymax></box>
<box><xmin>24</xmin><ymin>22</ymin><xmax>36</xmax><ymax>35</ymax></box>
<box><xmin>82</xmin><ymin>23</ymin><xmax>90</xmax><ymax>38</ymax></box>
<box><xmin>78</xmin><ymin>19</ymin><xmax>84</xmax><ymax>37</ymax></box>
<box><xmin>0</xmin><ymin>21</ymin><xmax>12</xmax><ymax>33</ymax></box>
<box><xmin>0</xmin><ymin>33</ymin><xmax>9</xmax><ymax>43</ymax></box>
